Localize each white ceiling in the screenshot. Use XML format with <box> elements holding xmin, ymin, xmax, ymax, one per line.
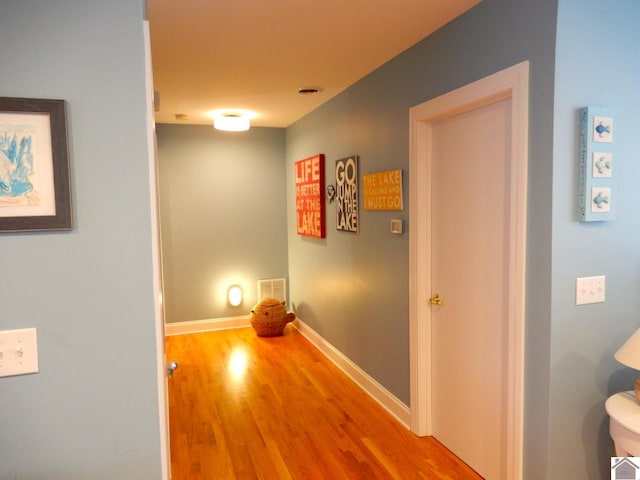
<box><xmin>147</xmin><ymin>0</ymin><xmax>481</xmax><ymax>128</ymax></box>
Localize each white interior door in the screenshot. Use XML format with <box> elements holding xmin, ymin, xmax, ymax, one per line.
<box><xmin>430</xmin><ymin>98</ymin><xmax>510</xmax><ymax>479</ymax></box>
<box><xmin>409</xmin><ymin>62</ymin><xmax>529</xmax><ymax>480</ymax></box>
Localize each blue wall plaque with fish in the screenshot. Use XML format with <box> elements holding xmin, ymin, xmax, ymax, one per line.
<box><xmin>578</xmin><ymin>106</ymin><xmax>615</xmax><ymax>222</ymax></box>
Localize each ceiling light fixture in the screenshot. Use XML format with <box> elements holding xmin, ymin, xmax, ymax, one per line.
<box><xmin>213</xmin><ymin>112</ymin><xmax>250</xmax><ymax>132</ymax></box>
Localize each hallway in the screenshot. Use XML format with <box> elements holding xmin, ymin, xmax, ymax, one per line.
<box><xmin>166</xmin><ymin>326</ymin><xmax>482</xmax><ymax>479</ymax></box>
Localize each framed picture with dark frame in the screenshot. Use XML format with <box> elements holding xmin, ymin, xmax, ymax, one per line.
<box><xmin>0</xmin><ymin>97</ymin><xmax>72</xmax><ymax>232</ymax></box>
<box><xmin>336</xmin><ymin>155</ymin><xmax>358</xmax><ymax>233</ymax></box>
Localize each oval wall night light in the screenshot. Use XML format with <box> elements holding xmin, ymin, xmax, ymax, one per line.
<box><xmin>227</xmin><ymin>285</ymin><xmax>243</xmax><ymax>307</ymax></box>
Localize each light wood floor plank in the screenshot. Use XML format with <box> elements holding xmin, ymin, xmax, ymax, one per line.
<box><xmin>166</xmin><ymin>326</ymin><xmax>482</xmax><ymax>479</ymax></box>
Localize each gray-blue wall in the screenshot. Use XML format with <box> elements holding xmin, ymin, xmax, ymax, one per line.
<box><xmin>0</xmin><ymin>1</ymin><xmax>163</xmax><ymax>478</ymax></box>
<box><xmin>551</xmin><ymin>1</ymin><xmax>640</xmax><ymax>477</ymax></box>
<box><xmin>156</xmin><ymin>124</ymin><xmax>288</xmax><ymax>322</ymax></box>
<box><xmin>5</xmin><ymin>0</ymin><xmax>637</xmax><ymax>478</ymax></box>
<box><xmin>286</xmin><ymin>0</ymin><xmax>557</xmax><ymax>477</ymax></box>
<box><xmin>287</xmin><ymin>0</ymin><xmax>640</xmax><ymax>477</ymax></box>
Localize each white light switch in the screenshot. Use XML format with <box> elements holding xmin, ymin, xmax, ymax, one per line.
<box><xmin>576</xmin><ymin>275</ymin><xmax>606</xmax><ymax>305</ymax></box>
<box><xmin>0</xmin><ymin>328</ymin><xmax>39</xmax><ymax>377</ymax></box>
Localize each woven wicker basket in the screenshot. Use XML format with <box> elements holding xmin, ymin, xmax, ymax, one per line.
<box><xmin>250</xmin><ymin>298</ymin><xmax>295</xmax><ymax>337</ymax></box>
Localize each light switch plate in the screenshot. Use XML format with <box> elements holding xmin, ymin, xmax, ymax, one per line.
<box><xmin>576</xmin><ymin>275</ymin><xmax>606</xmax><ymax>305</ymax></box>
<box><xmin>0</xmin><ymin>328</ymin><xmax>39</xmax><ymax>377</ymax></box>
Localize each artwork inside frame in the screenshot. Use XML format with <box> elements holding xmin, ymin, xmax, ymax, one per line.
<box><xmin>336</xmin><ymin>155</ymin><xmax>358</xmax><ymax>233</ymax></box>
<box><xmin>295</xmin><ymin>153</ymin><xmax>325</xmax><ymax>238</ymax></box>
<box><xmin>0</xmin><ymin>97</ymin><xmax>72</xmax><ymax>232</ymax></box>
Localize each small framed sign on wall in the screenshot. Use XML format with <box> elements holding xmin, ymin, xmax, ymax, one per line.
<box><xmin>336</xmin><ymin>155</ymin><xmax>358</xmax><ymax>233</ymax></box>
<box><xmin>295</xmin><ymin>154</ymin><xmax>325</xmax><ymax>238</ymax></box>
<box><xmin>363</xmin><ymin>169</ymin><xmax>403</xmax><ymax>211</ymax></box>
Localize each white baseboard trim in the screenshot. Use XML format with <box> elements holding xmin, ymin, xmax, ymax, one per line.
<box><xmin>164</xmin><ymin>316</ymin><xmax>251</xmax><ymax>336</ymax></box>
<box><xmin>292</xmin><ymin>319</ymin><xmax>411</xmax><ymax>429</ymax></box>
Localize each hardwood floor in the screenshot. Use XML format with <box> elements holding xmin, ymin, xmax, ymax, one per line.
<box><xmin>166</xmin><ymin>326</ymin><xmax>482</xmax><ymax>479</ymax></box>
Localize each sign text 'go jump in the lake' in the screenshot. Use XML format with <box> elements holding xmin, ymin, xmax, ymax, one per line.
<box><xmin>336</xmin><ymin>156</ymin><xmax>359</xmax><ymax>233</ymax></box>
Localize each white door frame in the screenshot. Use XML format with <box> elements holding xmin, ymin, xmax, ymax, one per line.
<box><xmin>409</xmin><ymin>61</ymin><xmax>529</xmax><ymax>479</ymax></box>
<box><xmin>144</xmin><ymin>21</ymin><xmax>171</xmax><ymax>480</ymax></box>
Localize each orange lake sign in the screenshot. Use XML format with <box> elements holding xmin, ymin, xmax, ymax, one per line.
<box><xmin>363</xmin><ymin>169</ymin><xmax>403</xmax><ymax>211</ymax></box>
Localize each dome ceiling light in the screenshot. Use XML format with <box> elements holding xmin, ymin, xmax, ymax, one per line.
<box><xmin>213</xmin><ymin>112</ymin><xmax>250</xmax><ymax>132</ymax></box>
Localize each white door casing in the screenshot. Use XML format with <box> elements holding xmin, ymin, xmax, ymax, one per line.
<box><xmin>409</xmin><ymin>62</ymin><xmax>529</xmax><ymax>479</ymax></box>
<box><xmin>144</xmin><ymin>21</ymin><xmax>171</xmax><ymax>480</ymax></box>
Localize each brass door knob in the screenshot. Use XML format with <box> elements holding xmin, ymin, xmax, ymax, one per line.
<box><xmin>429</xmin><ymin>294</ymin><xmax>443</xmax><ymax>306</ymax></box>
